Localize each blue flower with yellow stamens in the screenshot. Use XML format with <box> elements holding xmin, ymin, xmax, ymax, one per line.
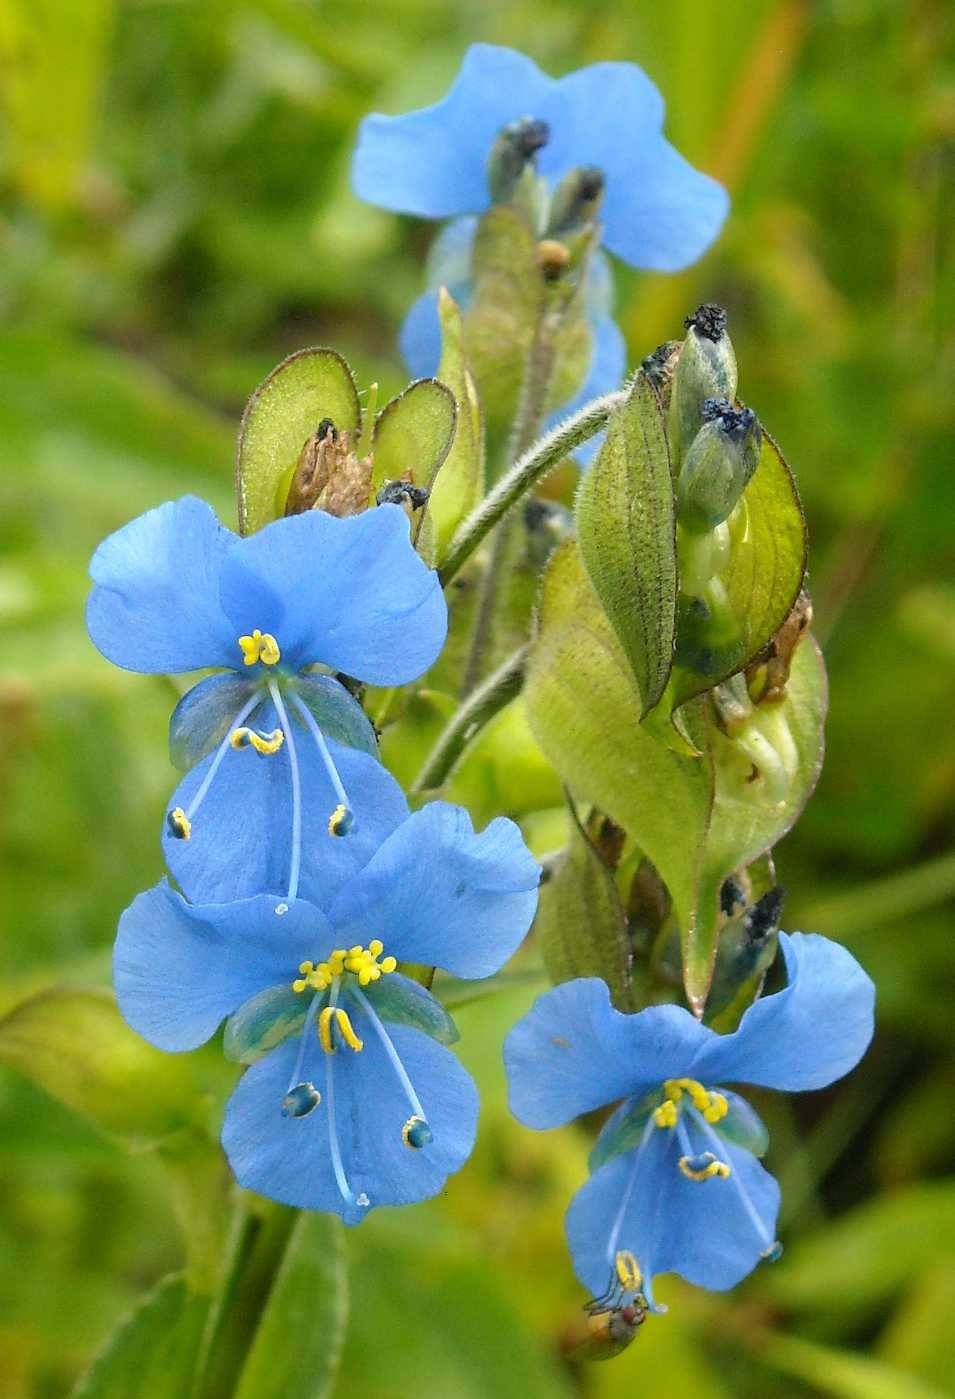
<box><xmin>87</xmin><ymin>496</ymin><xmax>447</xmax><ymax>897</ymax></box>
<box><xmin>504</xmin><ymin>934</ymin><xmax>874</xmax><ymax>1314</ymax></box>
<box><xmin>115</xmin><ymin>802</ymin><xmax>540</xmax><ymax>1223</ymax></box>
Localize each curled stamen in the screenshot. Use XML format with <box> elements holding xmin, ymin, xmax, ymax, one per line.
<box><xmin>167</xmin><ymin>807</ymin><xmax>191</xmax><ymax>840</ymax></box>
<box><xmin>282</xmin><ymin>1081</ymin><xmax>321</xmax><ymax>1118</ymax></box>
<box><xmin>289</xmin><ymin>693</ymin><xmax>355</xmax><ymax>838</ymax></box>
<box><xmin>268</xmin><ymin>683</ymin><xmax>302</xmax><ymax>901</ymax></box>
<box><xmin>324</xmin><ymin>983</ymin><xmax>356</xmax><ymax>1208</ymax></box>
<box><xmin>677</xmin><ymin>1152</ymin><xmax>730</xmax><ymax>1181</ymax></box>
<box><xmin>402</xmin><ymin>1115</ymin><xmax>432</xmax><ymax>1149</ymax></box>
<box><xmin>167</xmin><ymin>692</ymin><xmax>260</xmax><ymax>836</ymax></box>
<box><xmin>238</xmin><ymin>629</ymin><xmax>281</xmax><ymax>667</ymax></box>
<box><xmin>318</xmin><ymin>1005</ymin><xmax>364</xmax><ymax>1055</ymax></box>
<box><xmin>230</xmin><ymin>726</ymin><xmax>285</xmax><ymax>755</ymax></box>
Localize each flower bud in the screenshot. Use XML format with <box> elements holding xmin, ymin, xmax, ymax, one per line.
<box><xmin>668</xmin><ymin>304</ymin><xmax>738</xmax><ymax>466</ymax></box>
<box><xmin>677</xmin><ymin>399</ymin><xmax>761</xmax><ymax>533</ymax></box>
<box><xmin>487</xmin><ymin>117</ymin><xmax>550</xmax><ymax>203</ymax></box>
<box><xmin>547</xmin><ymin>164</ymin><xmax>605</xmax><ymax>236</ymax></box>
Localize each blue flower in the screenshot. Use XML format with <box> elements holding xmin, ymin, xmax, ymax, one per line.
<box><xmin>352</xmin><ymin>44</ymin><xmax>728</xmax><ymax>273</ymax></box>
<box><xmin>115</xmin><ymin>802</ymin><xmax>541</xmax><ymax>1223</ymax></box>
<box><xmin>87</xmin><ymin>497</ymin><xmax>447</xmax><ymax>899</ymax></box>
<box><xmin>504</xmin><ymin>934</ymin><xmax>874</xmax><ymax>1313</ymax></box>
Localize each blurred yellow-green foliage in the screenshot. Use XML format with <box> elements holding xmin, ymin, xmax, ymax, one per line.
<box><xmin>2</xmin><ymin>1</ymin><xmax>954</xmax><ymax>1395</ymax></box>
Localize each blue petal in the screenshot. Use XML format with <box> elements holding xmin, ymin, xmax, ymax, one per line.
<box><xmin>565</xmin><ymin>1123</ymin><xmax>780</xmax><ymax>1302</ymax></box>
<box><xmin>163</xmin><ymin>718</ymin><xmax>409</xmax><ymax>907</ymax></box>
<box><xmin>540</xmin><ymin>62</ymin><xmax>728</xmax><ymax>271</ymax></box>
<box><xmin>424</xmin><ymin>215</ymin><xmax>478</xmax><ymax>296</ymax></box>
<box><xmin>114</xmin><ymin>881</ymin><xmax>330</xmax><ymax>1051</ymax></box>
<box><xmin>221</xmin><ymin>1019</ymin><xmax>478</xmax><ymax>1220</ymax></box>
<box><xmin>690</xmin><ymin>933</ymin><xmax>876</xmax><ymax>1093</ymax></box>
<box><xmin>87</xmin><ymin>497</ymin><xmax>238</xmax><ymax>673</ymax></box>
<box><xmin>505</xmin><ymin>978</ymin><xmax>715</xmax><ymax>1129</ymax></box>
<box><xmin>327</xmin><ymin>802</ymin><xmax>540</xmax><ymax>979</ymax></box>
<box><xmin>169</xmin><ymin>672</ymin><xmax>258</xmax><ymax>771</ymax></box>
<box><xmin>352</xmin><ymin>45</ymin><xmax>552</xmax><ymax>218</ymax></box>
<box><xmin>218</xmin><ymin>505</ymin><xmax>447</xmax><ymax>684</ymax></box>
<box><xmin>399</xmin><ymin>290</ymin><xmax>442</xmax><ymax>380</ymax></box>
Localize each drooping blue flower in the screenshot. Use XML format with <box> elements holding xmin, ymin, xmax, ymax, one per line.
<box><xmin>353</xmin><ymin>45</ymin><xmax>729</xmax><ymax>272</ymax></box>
<box><xmin>115</xmin><ymin>802</ymin><xmax>540</xmax><ymax>1223</ymax></box>
<box><xmin>504</xmin><ymin>934</ymin><xmax>874</xmax><ymax>1314</ymax></box>
<box><xmin>87</xmin><ymin>497</ymin><xmax>447</xmax><ymax>900</ymax></box>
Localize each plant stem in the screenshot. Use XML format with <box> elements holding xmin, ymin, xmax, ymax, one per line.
<box><xmin>439</xmin><ymin>391</ymin><xmax>626</xmax><ymax>589</ymax></box>
<box><xmin>410</xmin><ymin>644</ymin><xmax>529</xmax><ymax>795</ymax></box>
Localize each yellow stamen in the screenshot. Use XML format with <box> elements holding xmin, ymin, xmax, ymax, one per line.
<box><xmin>654</xmin><ymin>1100</ymin><xmax>678</xmax><ymax>1129</ymax></box>
<box><xmin>290</xmin><ymin>942</ymin><xmax>397</xmax><ymax>993</ymax></box>
<box><xmin>614</xmin><ymin>1250</ymin><xmax>642</xmax><ymax>1292</ymax></box>
<box><xmin>318</xmin><ymin>1006</ymin><xmax>336</xmax><ymax>1055</ymax></box>
<box><xmin>678</xmin><ymin>1152</ymin><xmax>731</xmax><ymax>1182</ymax></box>
<box><xmin>166</xmin><ymin>807</ymin><xmax>191</xmax><ymax>841</ymax></box>
<box><xmin>327</xmin><ymin>803</ymin><xmax>354</xmax><ymax>838</ymax></box>
<box><xmin>238</xmin><ymin>629</ymin><xmax>281</xmax><ymax>667</ymax></box>
<box><xmin>662</xmin><ymin>1077</ymin><xmax>728</xmax><ymax>1122</ymax></box>
<box><xmin>230</xmin><ymin>726</ymin><xmax>285</xmax><ymax>755</ymax></box>
<box><xmin>334</xmin><ymin>1008</ymin><xmax>363</xmax><ymax>1053</ymax></box>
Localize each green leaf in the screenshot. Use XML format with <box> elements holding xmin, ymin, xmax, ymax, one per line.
<box><xmin>234</xmin><ymin>1212</ymin><xmax>347</xmax><ymax>1399</ymax></box>
<box><xmin>576</xmin><ymin>374</ymin><xmax>677</xmax><ymax>716</ymax></box>
<box><xmin>0</xmin><ymin>987</ymin><xmax>202</xmax><ymax>1146</ymax></box>
<box><xmin>223</xmin><ymin>984</ymin><xmax>307</xmax><ymax>1065</ymax></box>
<box><xmin>371</xmin><ymin>376</ymin><xmax>456</xmax><ymax>501</ymax></box>
<box><xmin>425</xmin><ymin>288</ymin><xmax>484</xmax><ymax>560</ymax></box>
<box><xmin>236</xmin><ymin>348</ymin><xmax>361</xmax><ymax>535</ymax></box>
<box><xmin>361</xmin><ymin>974</ymin><xmax>459</xmax><ymax>1045</ymax></box>
<box><xmin>71</xmin><ymin>1272</ymin><xmax>209</xmax><ymax>1399</ymax></box>
<box><xmin>672</xmin><ymin>428</ymin><xmax>807</xmax><ymax>705</ymax></box>
<box><xmin>760</xmin><ymin>1332</ymin><xmax>949</xmax><ymax>1399</ymax></box>
<box><xmin>686</xmin><ymin>635</ymin><xmax>827</xmax><ymax>1010</ymax></box>
<box><xmin>524</xmin><ymin>540</ymin><xmax>713</xmax><ymax>997</ymax></box>
<box><xmin>536</xmin><ymin>799</ymin><xmax>633</xmax><ymax>1010</ymax></box>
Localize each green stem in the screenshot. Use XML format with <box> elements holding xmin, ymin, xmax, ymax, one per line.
<box><xmin>438</xmin><ymin>387</ymin><xmax>626</xmax><ymax>589</ymax></box>
<box><xmin>411</xmin><ymin>644</ymin><xmax>529</xmax><ymax>795</ymax></box>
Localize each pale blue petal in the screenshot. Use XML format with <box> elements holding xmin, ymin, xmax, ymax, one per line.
<box><xmin>114</xmin><ymin>881</ymin><xmax>329</xmax><ymax>1052</ymax></box>
<box><xmin>87</xmin><ymin>497</ymin><xmax>237</xmax><ymax>673</ymax></box>
<box><xmin>163</xmin><ymin>720</ymin><xmax>409</xmax><ymax>907</ymax></box>
<box><xmin>566</xmin><ymin>1123</ymin><xmax>780</xmax><ymax>1301</ymax></box>
<box><xmin>221</xmin><ymin>1018</ymin><xmax>478</xmax><ymax>1221</ymax></box>
<box><xmin>505</xmin><ymin>978</ymin><xmax>715</xmax><ymax>1129</ymax></box>
<box><xmin>399</xmin><ymin>290</ymin><xmax>442</xmax><ymax>380</ymax></box>
<box><xmin>352</xmin><ymin>45</ymin><xmax>552</xmax><ymax>218</ymax></box>
<box><xmin>424</xmin><ymin>215</ymin><xmax>478</xmax><ymax>294</ymax></box>
<box><xmin>168</xmin><ymin>672</ymin><xmax>258</xmax><ymax>771</ymax></box>
<box><xmin>218</xmin><ymin>505</ymin><xmax>447</xmax><ymax>683</ymax></box>
<box><xmin>691</xmin><ymin>933</ymin><xmax>876</xmax><ymax>1092</ymax></box>
<box><xmin>328</xmin><ymin>802</ymin><xmax>540</xmax><ymax>979</ymax></box>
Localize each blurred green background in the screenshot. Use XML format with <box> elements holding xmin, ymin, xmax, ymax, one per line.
<box><xmin>2</xmin><ymin>0</ymin><xmax>954</xmax><ymax>1395</ymax></box>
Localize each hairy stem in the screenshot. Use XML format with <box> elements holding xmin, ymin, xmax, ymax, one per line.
<box><xmin>438</xmin><ymin>387</ymin><xmax>626</xmax><ymax>588</ymax></box>
<box><xmin>411</xmin><ymin>644</ymin><xmax>529</xmax><ymax>795</ymax></box>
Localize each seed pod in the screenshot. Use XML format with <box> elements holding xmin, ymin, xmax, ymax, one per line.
<box><xmin>486</xmin><ymin>117</ymin><xmax>550</xmax><ymax>203</ymax></box>
<box><xmin>668</xmin><ymin>304</ymin><xmax>738</xmax><ymax>466</ymax></box>
<box><xmin>677</xmin><ymin>399</ymin><xmax>761</xmax><ymax>533</ymax></box>
<box><xmin>547</xmin><ymin>164</ymin><xmax>605</xmax><ymax>236</ymax></box>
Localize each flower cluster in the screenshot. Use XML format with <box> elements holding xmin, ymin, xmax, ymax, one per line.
<box><xmin>90</xmin><ymin>496</ymin><xmax>540</xmax><ymax>1220</ymax></box>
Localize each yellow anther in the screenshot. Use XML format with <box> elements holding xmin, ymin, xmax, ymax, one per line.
<box><xmin>167</xmin><ymin>807</ymin><xmax>192</xmax><ymax>841</ymax></box>
<box><xmin>654</xmin><ymin>1100</ymin><xmax>678</xmax><ymax>1129</ymax></box>
<box><xmin>238</xmin><ymin>629</ymin><xmax>281</xmax><ymax>667</ymax></box>
<box><xmin>318</xmin><ymin>1005</ymin><xmax>336</xmax><ymax>1054</ymax></box>
<box><xmin>230</xmin><ymin>726</ymin><xmax>285</xmax><ymax>755</ymax></box>
<box><xmin>369</xmin><ymin>939</ymin><xmax>383</xmax><ymax>956</ymax></box>
<box><xmin>290</xmin><ymin>942</ymin><xmax>397</xmax><ymax>995</ymax></box>
<box><xmin>677</xmin><ymin>1152</ymin><xmax>731</xmax><ymax>1182</ymax></box>
<box><xmin>703</xmin><ymin>1091</ymin><xmax>728</xmax><ymax>1123</ymax></box>
<box><xmin>334</xmin><ymin>1008</ymin><xmax>363</xmax><ymax>1053</ymax></box>
<box><xmin>380</xmin><ymin>956</ymin><xmax>397</xmax><ymax>974</ymax></box>
<box><xmin>299</xmin><ymin>961</ymin><xmax>314</xmax><ymax>975</ymax></box>
<box><xmin>614</xmin><ymin>1250</ymin><xmax>642</xmax><ymax>1292</ymax></box>
<box><xmin>291</xmin><ymin>978</ymin><xmax>308</xmax><ymax>993</ymax></box>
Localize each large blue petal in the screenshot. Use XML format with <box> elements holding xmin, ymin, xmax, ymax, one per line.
<box><xmin>352</xmin><ymin>46</ymin><xmax>552</xmax><ymax>218</ymax></box>
<box><xmin>327</xmin><ymin>802</ymin><xmax>540</xmax><ymax>979</ymax></box>
<box><xmin>163</xmin><ymin>717</ymin><xmax>409</xmax><ymax>907</ymax></box>
<box><xmin>565</xmin><ymin>1122</ymin><xmax>780</xmax><ymax>1303</ymax></box>
<box><xmin>87</xmin><ymin>497</ymin><xmax>238</xmax><ymax>673</ymax></box>
<box><xmin>218</xmin><ymin>505</ymin><xmax>447</xmax><ymax>684</ymax></box>
<box><xmin>542</xmin><ymin>62</ymin><xmax>728</xmax><ymax>271</ymax></box>
<box><xmin>114</xmin><ymin>881</ymin><xmax>331</xmax><ymax>1052</ymax></box>
<box><xmin>221</xmin><ymin>1018</ymin><xmax>478</xmax><ymax>1221</ymax></box>
<box><xmin>691</xmin><ymin>933</ymin><xmax>875</xmax><ymax>1093</ymax></box>
<box><xmin>505</xmin><ymin>978</ymin><xmax>714</xmax><ymax>1129</ymax></box>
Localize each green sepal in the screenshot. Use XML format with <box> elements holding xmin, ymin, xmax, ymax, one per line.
<box><xmin>223</xmin><ymin>984</ymin><xmax>307</xmax><ymax>1064</ymax></box>
<box><xmin>236</xmin><ymin>347</ymin><xmax>361</xmax><ymax>535</ymax></box>
<box><xmin>290</xmin><ymin>673</ymin><xmax>378</xmax><ymax>756</ymax></box>
<box><xmin>536</xmin><ymin>799</ymin><xmax>633</xmax><ymax>1011</ymax></box>
<box><xmin>424</xmin><ymin>288</ymin><xmax>484</xmax><ymax>561</ymax></box>
<box><xmin>371</xmin><ymin>377</ymin><xmax>456</xmax><ymax>494</ymax></box>
<box><xmin>576</xmin><ymin>373</ymin><xmax>677</xmax><ymax>716</ymax></box>
<box><xmin>169</xmin><ymin>672</ymin><xmax>257</xmax><ymax>771</ymax></box>
<box><xmin>361</xmin><ymin>972</ymin><xmax>459</xmax><ymax>1045</ymax></box>
<box><xmin>715</xmin><ymin>1092</ymin><xmax>770</xmax><ymax>1158</ymax></box>
<box><xmin>588</xmin><ymin>1089</ymin><xmax>660</xmax><ymax>1173</ymax></box>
